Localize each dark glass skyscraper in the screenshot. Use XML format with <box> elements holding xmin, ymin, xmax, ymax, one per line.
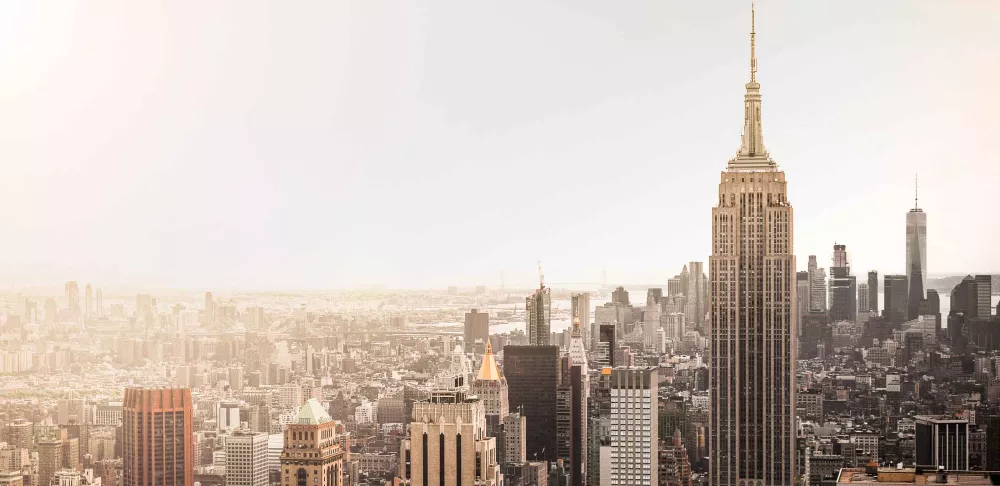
<box><xmin>504</xmin><ymin>345</ymin><xmax>559</xmax><ymax>462</ymax></box>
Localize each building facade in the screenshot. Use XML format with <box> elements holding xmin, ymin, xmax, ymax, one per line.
<box><xmin>280</xmin><ymin>399</ymin><xmax>344</xmax><ymax>486</ymax></box>
<box><xmin>225</xmin><ymin>430</ymin><xmax>269</xmax><ymax>486</ymax></box>
<box><xmin>122</xmin><ymin>388</ymin><xmax>194</xmax><ymax>486</ymax></box>
<box><xmin>526</xmin><ymin>287</ymin><xmax>551</xmax><ymax>346</ymax></box>
<box><xmin>464</xmin><ymin>309</ymin><xmax>490</xmax><ymax>351</ymax></box>
<box><xmin>503</xmin><ymin>346</ymin><xmax>559</xmax><ymax>462</ymax></box>
<box><xmin>709</xmin><ymin>6</ymin><xmax>797</xmax><ymax>484</ymax></box>
<box><xmin>609</xmin><ymin>368</ymin><xmax>658</xmax><ymax>486</ymax></box>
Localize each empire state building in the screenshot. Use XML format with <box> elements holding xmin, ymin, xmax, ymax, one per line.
<box><xmin>709</xmin><ymin>5</ymin><xmax>797</xmax><ymax>485</ymax></box>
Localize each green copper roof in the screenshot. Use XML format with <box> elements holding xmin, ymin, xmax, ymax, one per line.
<box><xmin>297</xmin><ymin>398</ymin><xmax>333</xmax><ymax>425</ymax></box>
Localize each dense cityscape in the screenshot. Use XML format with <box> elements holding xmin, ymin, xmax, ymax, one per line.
<box><xmin>2</xmin><ymin>3</ymin><xmax>999</xmax><ymax>486</ymax></box>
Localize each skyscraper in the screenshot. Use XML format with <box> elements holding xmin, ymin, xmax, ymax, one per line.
<box><xmin>570</xmin><ymin>292</ymin><xmax>591</xmax><ymax>345</ymax></box>
<box><xmin>867</xmin><ymin>271</ymin><xmax>879</xmax><ymax>313</ymax></box>
<box><xmin>828</xmin><ymin>244</ymin><xmax>857</xmax><ymax>323</ymax></box>
<box><xmin>464</xmin><ymin>309</ymin><xmax>490</xmax><ymax>351</ymax></box>
<box><xmin>556</xmin><ymin>318</ymin><xmax>588</xmax><ymax>486</ymax></box>
<box><xmin>906</xmin><ymin>180</ymin><xmax>928</xmax><ymax>302</ymax></box>
<box><xmin>608</xmin><ymin>367</ymin><xmax>658</xmax><ymax>486</ymax></box>
<box><xmin>123</xmin><ymin>388</ymin><xmax>194</xmax><ymax>486</ymax></box>
<box><xmin>65</xmin><ymin>281</ymin><xmax>80</xmax><ymax>315</ymax></box>
<box><xmin>526</xmin><ymin>285</ymin><xmax>551</xmax><ymax>346</ymax></box>
<box><xmin>687</xmin><ymin>262</ymin><xmax>708</xmax><ymax>328</ymax></box>
<box><xmin>280</xmin><ymin>399</ymin><xmax>344</xmax><ymax>486</ymax></box>
<box><xmin>225</xmin><ymin>430</ymin><xmax>269</xmax><ymax>486</ymax></box>
<box><xmin>884</xmin><ymin>275</ymin><xmax>909</xmax><ymax>325</ymax></box>
<box><xmin>504</xmin><ymin>345</ymin><xmax>559</xmax><ymax>462</ymax></box>
<box><xmin>470</xmin><ymin>341</ymin><xmax>508</xmax><ymax>422</ymax></box>
<box><xmin>796</xmin><ymin>271</ymin><xmax>809</xmax><ymax>333</ymax></box>
<box><xmin>403</xmin><ymin>391</ymin><xmax>502</xmax><ymax>486</ymax></box>
<box><xmin>976</xmin><ymin>275</ymin><xmax>993</xmax><ymax>318</ymax></box>
<box><xmin>808</xmin><ymin>256</ymin><xmax>827</xmax><ymax>313</ymax></box>
<box><xmin>857</xmin><ymin>283</ymin><xmax>869</xmax><ymax>316</ymax></box>
<box><xmin>96</xmin><ymin>289</ymin><xmax>104</xmax><ymax>318</ymax></box>
<box><xmin>709</xmin><ymin>5</ymin><xmax>796</xmax><ymax>484</ymax></box>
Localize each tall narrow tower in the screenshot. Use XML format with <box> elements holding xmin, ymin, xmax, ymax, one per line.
<box><xmin>906</xmin><ymin>176</ymin><xmax>927</xmax><ymax>302</ymax></box>
<box><xmin>709</xmin><ymin>4</ymin><xmax>797</xmax><ymax>485</ymax></box>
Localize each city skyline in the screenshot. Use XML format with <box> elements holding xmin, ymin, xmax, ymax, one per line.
<box><xmin>0</xmin><ymin>1</ymin><xmax>998</xmax><ymax>289</ymax></box>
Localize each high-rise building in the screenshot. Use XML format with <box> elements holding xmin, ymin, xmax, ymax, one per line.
<box><xmin>867</xmin><ymin>271</ymin><xmax>879</xmax><ymax>313</ymax></box>
<box><xmin>503</xmin><ymin>412</ymin><xmax>527</xmax><ymax>468</ymax></box>
<box><xmin>915</xmin><ymin>415</ymin><xmax>968</xmax><ymax>471</ymax></box>
<box><xmin>281</xmin><ymin>399</ymin><xmax>344</xmax><ymax>486</ymax></box>
<box><xmin>204</xmin><ymin>292</ymin><xmax>214</xmax><ymax>323</ymax></box>
<box><xmin>123</xmin><ymin>388</ymin><xmax>194</xmax><ymax>486</ymax></box>
<box><xmin>884</xmin><ymin>275</ymin><xmax>909</xmax><ymax>325</ymax></box>
<box><xmin>667</xmin><ymin>278</ymin><xmax>683</xmax><ymax>297</ymax></box>
<box><xmin>464</xmin><ymin>309</ymin><xmax>490</xmax><ymax>351</ymax></box>
<box><xmin>38</xmin><ymin>437</ymin><xmax>63</xmax><ymax>486</ymax></box>
<box><xmin>796</xmin><ymin>271</ymin><xmax>809</xmax><ymax>334</ymax></box>
<box><xmin>226</xmin><ymin>430</ymin><xmax>269</xmax><ymax>486</ymax></box>
<box><xmin>596</xmin><ymin>324</ymin><xmax>616</xmax><ymax>368</ymax></box>
<box><xmin>470</xmin><ymin>341</ymin><xmax>508</xmax><ymax>421</ymax></box>
<box><xmin>402</xmin><ymin>390</ymin><xmax>502</xmax><ymax>486</ymax></box>
<box><xmin>828</xmin><ymin>244</ymin><xmax>857</xmax><ymax>323</ymax></box>
<box><xmin>976</xmin><ymin>275</ymin><xmax>993</xmax><ymax>318</ymax></box>
<box><xmin>65</xmin><ymin>281</ymin><xmax>80</xmax><ymax>315</ymax></box>
<box><xmin>687</xmin><ymin>262</ymin><xmax>708</xmax><ymax>328</ymax></box>
<box><xmin>612</xmin><ymin>286</ymin><xmax>630</xmax><ymax>306</ymax></box>
<box><xmin>609</xmin><ymin>368</ymin><xmax>658</xmax><ymax>486</ymax></box>
<box><xmin>906</xmin><ymin>183</ymin><xmax>928</xmax><ymax>302</ymax></box>
<box><xmin>808</xmin><ymin>256</ymin><xmax>827</xmax><ymax>313</ymax></box>
<box><xmin>504</xmin><ymin>345</ymin><xmax>559</xmax><ymax>462</ymax></box>
<box><xmin>857</xmin><ymin>283</ymin><xmax>870</xmax><ymax>317</ymax></box>
<box><xmin>658</xmin><ymin>430</ymin><xmax>692</xmax><ymax>486</ymax></box>
<box><xmin>218</xmin><ymin>399</ymin><xmax>242</xmax><ymax>432</ymax></box>
<box><xmin>96</xmin><ymin>289</ymin><xmax>104</xmax><ymax>318</ymax></box>
<box><xmin>570</xmin><ymin>293</ymin><xmax>591</xmax><ymax>345</ymax></box>
<box><xmin>556</xmin><ymin>318</ymin><xmax>588</xmax><ymax>486</ymax></box>
<box><xmin>526</xmin><ymin>286</ymin><xmax>551</xmax><ymax>346</ymax></box>
<box><xmin>586</xmin><ymin>369</ymin><xmax>612</xmax><ymax>486</ymax></box>
<box><xmin>709</xmin><ymin>6</ymin><xmax>797</xmax><ymax>484</ymax></box>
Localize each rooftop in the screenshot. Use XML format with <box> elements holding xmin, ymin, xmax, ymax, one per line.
<box><xmin>297</xmin><ymin>398</ymin><xmax>333</xmax><ymax>425</ymax></box>
<box><xmin>837</xmin><ymin>468</ymin><xmax>1000</xmax><ymax>485</ymax></box>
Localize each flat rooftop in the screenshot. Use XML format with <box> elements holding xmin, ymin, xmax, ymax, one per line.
<box><xmin>837</xmin><ymin>468</ymin><xmax>999</xmax><ymax>485</ymax></box>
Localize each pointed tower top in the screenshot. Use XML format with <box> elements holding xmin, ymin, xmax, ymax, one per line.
<box><xmin>476</xmin><ymin>340</ymin><xmax>503</xmax><ymax>381</ymax></box>
<box><xmin>914</xmin><ymin>173</ymin><xmax>919</xmax><ymax>210</ymax></box>
<box><xmin>750</xmin><ymin>0</ymin><xmax>757</xmax><ymax>84</ymax></box>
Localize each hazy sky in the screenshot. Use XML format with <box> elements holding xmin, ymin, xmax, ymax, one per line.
<box><xmin>1</xmin><ymin>0</ymin><xmax>998</xmax><ymax>290</ymax></box>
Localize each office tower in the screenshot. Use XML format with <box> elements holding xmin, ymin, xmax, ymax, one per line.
<box><xmin>504</xmin><ymin>345</ymin><xmax>559</xmax><ymax>462</ymax></box>
<box><xmin>906</xmin><ymin>182</ymin><xmax>928</xmax><ymax>302</ymax></box>
<box><xmin>612</xmin><ymin>286</ymin><xmax>630</xmax><ymax>306</ymax></box>
<box><xmin>915</xmin><ymin>415</ymin><xmax>969</xmax><ymax>471</ymax></box>
<box><xmin>687</xmin><ymin>262</ymin><xmax>708</xmax><ymax>328</ymax></box>
<box><xmin>65</xmin><ymin>281</ymin><xmax>80</xmax><ymax>312</ymax></box>
<box><xmin>123</xmin><ymin>388</ymin><xmax>194</xmax><ymax>486</ymax></box>
<box><xmin>281</xmin><ymin>399</ymin><xmax>344</xmax><ymax>486</ymax></box>
<box><xmin>570</xmin><ymin>293</ymin><xmax>591</xmax><ymax>343</ymax></box>
<box><xmin>526</xmin><ymin>285</ymin><xmax>552</xmax><ymax>346</ymax></box>
<box><xmin>709</xmin><ymin>6</ymin><xmax>796</xmax><ymax>485</ymax></box>
<box><xmin>828</xmin><ymin>244</ymin><xmax>857</xmax><ymax>323</ymax></box>
<box><xmin>3</xmin><ymin>419</ymin><xmax>33</xmax><ymax>450</ymax></box>
<box><xmin>464</xmin><ymin>309</ymin><xmax>490</xmax><ymax>351</ymax></box>
<box><xmin>218</xmin><ymin>400</ymin><xmax>242</xmax><ymax>432</ymax></box>
<box><xmin>597</xmin><ymin>324</ymin><xmax>616</xmax><ymax>368</ymax></box>
<box><xmin>84</xmin><ymin>284</ymin><xmax>93</xmax><ymax>319</ymax></box>
<box><xmin>403</xmin><ymin>390</ymin><xmax>502</xmax><ymax>486</ymax></box>
<box><xmin>470</xmin><ymin>342</ymin><xmax>508</xmax><ymax>421</ymax></box>
<box><xmin>609</xmin><ymin>368</ymin><xmax>658</xmax><ymax>486</ymax></box>
<box><xmin>229</xmin><ymin>366</ymin><xmax>244</xmax><ymax>392</ymax></box>
<box><xmin>39</xmin><ymin>437</ymin><xmax>63</xmax><ymax>486</ymax></box>
<box><xmin>586</xmin><ymin>368</ymin><xmax>612</xmax><ymax>486</ymax></box>
<box><xmin>867</xmin><ymin>271</ymin><xmax>879</xmax><ymax>313</ymax></box>
<box><xmin>807</xmin><ymin>256</ymin><xmax>827</xmax><ymax>313</ymax></box>
<box><xmin>556</xmin><ymin>318</ymin><xmax>588</xmax><ymax>486</ymax></box>
<box><xmin>951</xmin><ymin>276</ymin><xmax>980</xmax><ymax>318</ymax></box>
<box><xmin>245</xmin><ymin>306</ymin><xmax>266</xmax><ymax>330</ymax></box>
<box><xmin>226</xmin><ymin>430</ymin><xmax>269</xmax><ymax>486</ymax></box>
<box><xmin>884</xmin><ymin>275</ymin><xmax>909</xmax><ymax>325</ymax></box>
<box><xmin>658</xmin><ymin>430</ymin><xmax>692</xmax><ymax>486</ymax></box>
<box><xmin>95</xmin><ymin>289</ymin><xmax>103</xmax><ymax>318</ymax></box>
<box><xmin>857</xmin><ymin>283</ymin><xmax>869</xmax><ymax>316</ymax></box>
<box><xmin>976</xmin><ymin>275</ymin><xmax>993</xmax><ymax>318</ymax></box>
<box><xmin>667</xmin><ymin>278</ymin><xmax>682</xmax><ymax>297</ymax></box>
<box><xmin>503</xmin><ymin>413</ymin><xmax>527</xmax><ymax>467</ymax></box>
<box><xmin>646</xmin><ymin>288</ymin><xmax>663</xmax><ymax>307</ymax></box>
<box><xmin>796</xmin><ymin>271</ymin><xmax>809</xmax><ymax>333</ymax></box>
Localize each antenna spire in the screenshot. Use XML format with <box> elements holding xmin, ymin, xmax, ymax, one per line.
<box><xmin>537</xmin><ymin>261</ymin><xmax>545</xmax><ymax>290</ymax></box>
<box><xmin>914</xmin><ymin>174</ymin><xmax>919</xmax><ymax>210</ymax></box>
<box><xmin>750</xmin><ymin>0</ymin><xmax>757</xmax><ymax>83</ymax></box>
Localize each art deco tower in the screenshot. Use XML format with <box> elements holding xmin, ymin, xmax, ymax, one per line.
<box><xmin>709</xmin><ymin>5</ymin><xmax>796</xmax><ymax>485</ymax></box>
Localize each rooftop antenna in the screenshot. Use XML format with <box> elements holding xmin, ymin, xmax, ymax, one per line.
<box><xmin>914</xmin><ymin>173</ymin><xmax>919</xmax><ymax>210</ymax></box>
<box><xmin>750</xmin><ymin>0</ymin><xmax>757</xmax><ymax>83</ymax></box>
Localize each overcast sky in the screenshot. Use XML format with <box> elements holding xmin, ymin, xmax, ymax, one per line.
<box><xmin>0</xmin><ymin>0</ymin><xmax>997</xmax><ymax>290</ymax></box>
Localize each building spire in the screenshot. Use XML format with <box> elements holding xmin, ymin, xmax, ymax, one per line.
<box><xmin>914</xmin><ymin>173</ymin><xmax>919</xmax><ymax>210</ymax></box>
<box><xmin>750</xmin><ymin>0</ymin><xmax>757</xmax><ymax>84</ymax></box>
